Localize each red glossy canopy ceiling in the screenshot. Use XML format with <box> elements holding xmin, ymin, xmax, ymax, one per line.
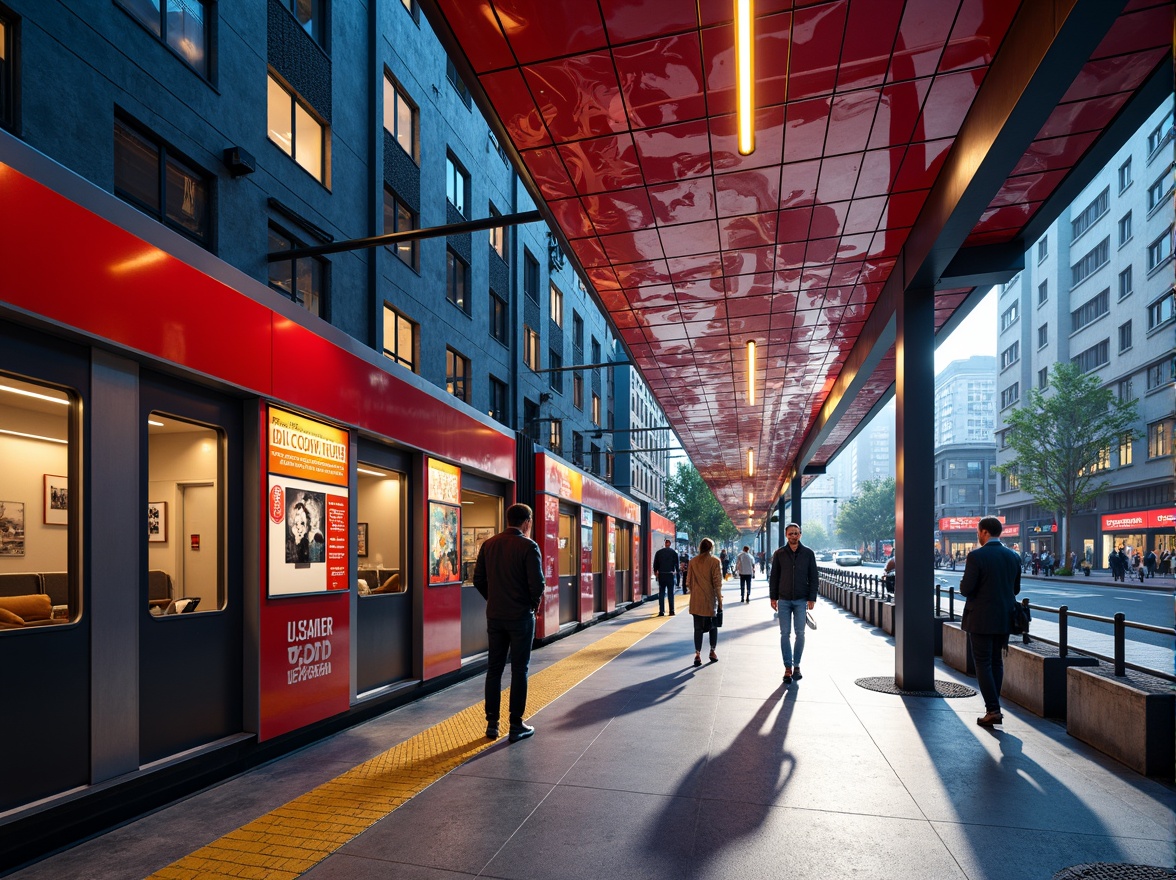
<box><xmin>425</xmin><ymin>0</ymin><xmax>1172</xmax><ymax>528</ymax></box>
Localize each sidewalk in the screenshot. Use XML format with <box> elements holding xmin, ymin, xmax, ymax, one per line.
<box><xmin>9</xmin><ymin>575</ymin><xmax>1173</xmax><ymax>880</ymax></box>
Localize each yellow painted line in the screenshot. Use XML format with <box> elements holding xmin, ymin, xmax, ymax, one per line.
<box><xmin>149</xmin><ymin>606</ymin><xmax>674</xmax><ymax>880</ymax></box>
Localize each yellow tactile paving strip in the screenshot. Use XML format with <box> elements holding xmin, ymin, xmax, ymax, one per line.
<box><xmin>150</xmin><ymin>607</ymin><xmax>673</xmax><ymax>880</ymax></box>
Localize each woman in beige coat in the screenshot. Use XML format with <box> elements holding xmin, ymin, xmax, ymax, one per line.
<box><xmin>686</xmin><ymin>538</ymin><xmax>724</xmax><ymax>666</ymax></box>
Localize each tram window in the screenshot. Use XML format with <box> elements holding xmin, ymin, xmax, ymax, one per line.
<box><xmin>147</xmin><ymin>414</ymin><xmax>225</xmax><ymax>615</ymax></box>
<box><xmin>356</xmin><ymin>464</ymin><xmax>407</xmax><ymax>596</ymax></box>
<box><xmin>0</xmin><ymin>374</ymin><xmax>78</xmax><ymax>629</ymax></box>
<box><xmin>459</xmin><ymin>490</ymin><xmax>501</xmax><ymax>584</ymax></box>
<box><xmin>558</xmin><ymin>512</ymin><xmax>576</xmax><ymax>577</ymax></box>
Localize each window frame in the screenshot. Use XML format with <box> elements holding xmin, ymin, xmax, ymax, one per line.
<box><xmin>1148</xmin><ymin>292</ymin><xmax>1175</xmax><ymax>331</ymax></box>
<box><xmin>591</xmin><ymin>392</ymin><xmax>601</xmax><ymax>426</ymax></box>
<box><xmin>1118</xmin><ymin>266</ymin><xmax>1133</xmax><ymax>300</ymax></box>
<box><xmin>279</xmin><ymin>0</ymin><xmax>325</xmax><ymax>45</ymax></box>
<box><xmin>1147</xmin><ymin>419</ymin><xmax>1172</xmax><ymax>459</ymax></box>
<box><xmin>1147</xmin><ymin>227</ymin><xmax>1173</xmax><ymax>273</ymax></box>
<box><xmin>446</xmin><ymin>347</ymin><xmax>470</xmax><ymax>403</ymax></box>
<box><xmin>383</xmin><ymin>186</ymin><xmax>418</xmax><ymax>270</ymax></box>
<box><xmin>488</xmin><ymin>376</ymin><xmax>507</xmax><ymax>423</ymax></box>
<box><xmin>550</xmin><ymin>283</ymin><xmax>563</xmax><ymax>327</ymax></box>
<box><xmin>383</xmin><ymin>72</ymin><xmax>418</xmax><ymax>162</ymax></box>
<box><xmin>382</xmin><ymin>304</ymin><xmax>417</xmax><ymax>372</ymax></box>
<box><xmin>445</xmin><ymin>153</ymin><xmax>469</xmax><ymax>217</ymax></box>
<box><xmin>1118</xmin><ymin>211</ymin><xmax>1132</xmax><ymax>247</ymax></box>
<box><xmin>118</xmin><ymin>0</ymin><xmax>210</xmax><ymax>77</ymax></box>
<box><xmin>489</xmin><ymin>292</ymin><xmax>509</xmax><ymax>346</ymax></box>
<box><xmin>267</xmin><ymin>72</ymin><xmax>327</xmax><ymax>184</ymax></box>
<box><xmin>268</xmin><ymin>224</ymin><xmax>328</xmax><ymax>318</ymax></box>
<box><xmin>1037</xmin><ymin>323</ymin><xmax>1048</xmax><ymax>349</ymax></box>
<box><xmin>489</xmin><ymin>203</ymin><xmax>505</xmax><ymax>259</ymax></box>
<box><xmin>523</xmin><ymin>250</ymin><xmax>539</xmax><ymax>302</ymax></box>
<box><xmin>1071</xmin><ymin>339</ymin><xmax>1110</xmax><ymax>374</ymax></box>
<box><xmin>1118</xmin><ymin>157</ymin><xmax>1132</xmax><ymax>193</ymax></box>
<box><xmin>1118</xmin><ymin>320</ymin><xmax>1132</xmax><ymax>354</ymax></box>
<box><xmin>445</xmin><ymin>248</ymin><xmax>470</xmax><ymax>314</ymax></box>
<box><xmin>549</xmin><ymin>349</ymin><xmax>563</xmax><ymax>393</ymax></box>
<box><xmin>523</xmin><ymin>326</ymin><xmax>540</xmax><ymax>371</ymax></box>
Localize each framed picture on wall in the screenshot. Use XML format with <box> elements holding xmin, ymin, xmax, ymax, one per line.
<box><xmin>0</xmin><ymin>501</ymin><xmax>25</xmax><ymax>556</ymax></box>
<box><xmin>428</xmin><ymin>502</ymin><xmax>460</xmax><ymax>585</ymax></box>
<box><xmin>147</xmin><ymin>501</ymin><xmax>167</xmax><ymax>543</ymax></box>
<box><xmin>43</xmin><ymin>474</ymin><xmax>68</xmax><ymax>525</ymax></box>
<box><xmin>357</xmin><ymin>522</ymin><xmax>368</xmax><ymax>557</ymax></box>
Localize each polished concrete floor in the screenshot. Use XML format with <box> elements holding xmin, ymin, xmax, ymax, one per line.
<box><xmin>10</xmin><ymin>575</ymin><xmax>1175</xmax><ymax>880</ymax></box>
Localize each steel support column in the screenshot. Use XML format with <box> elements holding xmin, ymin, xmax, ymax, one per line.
<box><xmin>790</xmin><ymin>475</ymin><xmax>803</xmax><ymax>532</ymax></box>
<box><xmin>895</xmin><ymin>286</ymin><xmax>936</xmax><ymax>691</ymax></box>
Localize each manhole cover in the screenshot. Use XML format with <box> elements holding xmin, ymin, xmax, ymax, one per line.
<box><xmin>854</xmin><ymin>676</ymin><xmax>975</xmax><ymax>698</ymax></box>
<box><xmin>1053</xmin><ymin>865</ymin><xmax>1176</xmax><ymax>880</ymax></box>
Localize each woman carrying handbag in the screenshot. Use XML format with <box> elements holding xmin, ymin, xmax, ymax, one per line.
<box><xmin>687</xmin><ymin>538</ymin><xmax>724</xmax><ymax>666</ymax></box>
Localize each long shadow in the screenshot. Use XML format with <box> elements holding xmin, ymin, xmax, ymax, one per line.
<box><xmin>644</xmin><ymin>685</ymin><xmax>797</xmax><ymax>864</ymax></box>
<box><xmin>552</xmin><ymin>668</ymin><xmax>699</xmax><ymax>729</ymax></box>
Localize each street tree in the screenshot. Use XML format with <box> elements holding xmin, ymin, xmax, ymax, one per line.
<box><xmin>799</xmin><ymin>520</ymin><xmax>829</xmax><ymax>549</ymax></box>
<box><xmin>995</xmin><ymin>360</ymin><xmax>1138</xmax><ymax>570</ymax></box>
<box><xmin>665</xmin><ymin>463</ymin><xmax>739</xmax><ymax>548</ymax></box>
<box><xmin>835</xmin><ymin>478</ymin><xmax>896</xmax><ymax>551</ymax></box>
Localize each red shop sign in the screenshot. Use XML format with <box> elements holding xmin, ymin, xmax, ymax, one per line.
<box><xmin>1101</xmin><ymin>508</ymin><xmax>1176</xmax><ymax>531</ymax></box>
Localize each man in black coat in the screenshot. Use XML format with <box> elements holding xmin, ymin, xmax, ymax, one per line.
<box><xmin>959</xmin><ymin>516</ymin><xmax>1021</xmax><ymax>727</ymax></box>
<box><xmin>769</xmin><ymin>523</ymin><xmax>819</xmax><ymax>684</ymax></box>
<box><xmin>474</xmin><ymin>503</ymin><xmax>546</xmax><ymax>742</ymax></box>
<box><xmin>653</xmin><ymin>538</ymin><xmax>680</xmax><ymax>616</ymax></box>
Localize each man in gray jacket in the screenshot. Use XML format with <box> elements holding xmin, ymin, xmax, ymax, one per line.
<box><xmin>769</xmin><ymin>523</ymin><xmax>819</xmax><ymax>684</ymax></box>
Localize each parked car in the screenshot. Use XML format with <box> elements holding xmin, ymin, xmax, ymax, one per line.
<box><xmin>816</xmin><ymin>550</ymin><xmax>833</xmax><ymax>562</ymax></box>
<box><xmin>833</xmin><ymin>549</ymin><xmax>862</xmax><ymax>566</ymax></box>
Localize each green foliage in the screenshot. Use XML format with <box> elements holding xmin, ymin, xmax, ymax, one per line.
<box><xmin>798</xmin><ymin>520</ymin><xmax>828</xmax><ymax>549</ymax></box>
<box><xmin>995</xmin><ymin>361</ymin><xmax>1138</xmax><ymax>562</ymax></box>
<box><xmin>664</xmin><ymin>464</ymin><xmax>738</xmax><ymax>547</ymax></box>
<box><xmin>834</xmin><ymin>478</ymin><xmax>896</xmax><ymax>549</ymax></box>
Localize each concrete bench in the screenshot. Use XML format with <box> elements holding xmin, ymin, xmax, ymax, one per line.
<box><xmin>1066</xmin><ymin>666</ymin><xmax>1175</xmax><ymax>780</ymax></box>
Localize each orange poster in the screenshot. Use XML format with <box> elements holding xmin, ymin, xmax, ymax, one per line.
<box><xmin>268</xmin><ymin>407</ymin><xmax>349</xmax><ymax>487</ymax></box>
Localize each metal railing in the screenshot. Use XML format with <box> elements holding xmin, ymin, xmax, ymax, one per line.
<box><xmin>817</xmin><ymin>567</ymin><xmax>1175</xmax><ymax>684</ymax></box>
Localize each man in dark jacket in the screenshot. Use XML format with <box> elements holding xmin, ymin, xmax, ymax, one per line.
<box><xmin>959</xmin><ymin>516</ymin><xmax>1021</xmax><ymax>727</ymax></box>
<box><xmin>652</xmin><ymin>538</ymin><xmax>680</xmax><ymax>616</ymax></box>
<box><xmin>474</xmin><ymin>503</ymin><xmax>546</xmax><ymax>742</ymax></box>
<box><xmin>769</xmin><ymin>523</ymin><xmax>819</xmax><ymax>684</ymax></box>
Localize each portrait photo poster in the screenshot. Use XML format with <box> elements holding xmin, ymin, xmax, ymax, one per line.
<box><xmin>267</xmin><ymin>474</ymin><xmax>349</xmax><ymax>597</ymax></box>
<box><xmin>43</xmin><ymin>474</ymin><xmax>68</xmax><ymax>526</ymax></box>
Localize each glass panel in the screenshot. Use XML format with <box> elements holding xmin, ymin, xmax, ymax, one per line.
<box><xmin>558</xmin><ymin>513</ymin><xmax>576</xmax><ymax>576</ymax></box>
<box><xmin>147</xmin><ymin>413</ymin><xmax>223</xmax><ymax>615</ymax></box>
<box><xmin>296</xmin><ymin>257</ymin><xmax>322</xmax><ymax>316</ymax></box>
<box><xmin>382</xmin><ymin>76</ymin><xmax>395</xmax><ymax>135</ymax></box>
<box><xmin>164</xmin><ymin>154</ymin><xmax>208</xmax><ymax>240</ymax></box>
<box><xmin>293</xmin><ymin>102</ymin><xmax>322</xmax><ymax>179</ymax></box>
<box><xmin>0</xmin><ymin>375</ymin><xmax>77</xmax><ymax>628</ymax></box>
<box><xmin>397</xmin><ymin>98</ymin><xmax>414</xmax><ymax>158</ymax></box>
<box><xmin>0</xmin><ymin>19</ymin><xmax>7</xmax><ymax>61</ymax></box>
<box><xmin>114</xmin><ymin>122</ymin><xmax>162</xmax><ymax>212</ymax></box>
<box><xmin>165</xmin><ymin>0</ymin><xmax>207</xmax><ymax>76</ymax></box>
<box><xmin>356</xmin><ymin>466</ymin><xmax>406</xmax><ymax>595</ymax></box>
<box><xmin>294</xmin><ymin>0</ymin><xmax>317</xmax><ymax>40</ymax></box>
<box><xmin>125</xmin><ymin>0</ymin><xmax>163</xmax><ymax>37</ymax></box>
<box><xmin>267</xmin><ymin>75</ymin><xmax>293</xmax><ymax>156</ymax></box>
<box><xmin>268</xmin><ymin>228</ymin><xmax>293</xmax><ymax>294</ymax></box>
<box><xmin>397</xmin><ymin>315</ymin><xmax>414</xmax><ymax>367</ymax></box>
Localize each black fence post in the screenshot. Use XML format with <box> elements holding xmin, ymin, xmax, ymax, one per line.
<box><xmin>948</xmin><ymin>587</ymin><xmax>955</xmax><ymax>621</ymax></box>
<box><xmin>1058</xmin><ymin>605</ymin><xmax>1068</xmax><ymax>658</ymax></box>
<box><xmin>1114</xmin><ymin>612</ymin><xmax>1126</xmax><ymax>676</ymax></box>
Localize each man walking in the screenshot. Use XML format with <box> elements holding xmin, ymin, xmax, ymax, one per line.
<box><xmin>735</xmin><ymin>545</ymin><xmax>756</xmax><ymax>602</ymax></box>
<box><xmin>474</xmin><ymin>503</ymin><xmax>546</xmax><ymax>743</ymax></box>
<box><xmin>959</xmin><ymin>516</ymin><xmax>1021</xmax><ymax>727</ymax></box>
<box><xmin>769</xmin><ymin>523</ymin><xmax>819</xmax><ymax>684</ymax></box>
<box><xmin>653</xmin><ymin>538</ymin><xmax>680</xmax><ymax>616</ymax></box>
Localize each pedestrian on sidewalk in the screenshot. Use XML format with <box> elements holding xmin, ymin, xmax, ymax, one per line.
<box><xmin>653</xmin><ymin>538</ymin><xmax>679</xmax><ymax>616</ymax></box>
<box><xmin>736</xmin><ymin>545</ymin><xmax>756</xmax><ymax>602</ymax></box>
<box><xmin>474</xmin><ymin>503</ymin><xmax>545</xmax><ymax>743</ymax></box>
<box><xmin>1144</xmin><ymin>549</ymin><xmax>1156</xmax><ymax>578</ymax></box>
<box><xmin>959</xmin><ymin>516</ymin><xmax>1021</xmax><ymax>728</ymax></box>
<box><xmin>687</xmin><ymin>539</ymin><xmax>723</xmax><ymax>666</ymax></box>
<box><xmin>769</xmin><ymin>523</ymin><xmax>819</xmax><ymax>685</ymax></box>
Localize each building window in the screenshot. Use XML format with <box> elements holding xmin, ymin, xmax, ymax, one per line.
<box><xmin>1037</xmin><ymin>324</ymin><xmax>1048</xmax><ymax>348</ymax></box>
<box><xmin>114</xmin><ymin>118</ymin><xmax>211</xmax><ymax>246</ymax></box>
<box><xmin>278</xmin><ymin>0</ymin><xmax>324</xmax><ymax>43</ymax></box>
<box><xmin>446</xmin><ymin>249</ymin><xmax>469</xmax><ymax>313</ymax></box>
<box><xmin>1147</xmin><ymin>227</ymin><xmax>1172</xmax><ymax>273</ymax></box>
<box><xmin>549</xmin><ymin>419</ymin><xmax>562</xmax><ymax>454</ymax></box>
<box><xmin>1147</xmin><ymin>357</ymin><xmax>1175</xmax><ymax>390</ymax></box>
<box><xmin>591</xmin><ymin>337</ymin><xmax>601</xmax><ymax>365</ymax></box>
<box><xmin>1117</xmin><ymin>377</ymin><xmax>1134</xmax><ymax>401</ymax></box>
<box><xmin>573</xmin><ymin>373</ymin><xmax>584</xmax><ymax>409</ymax></box>
<box><xmin>1147</xmin><ymin>110</ymin><xmax>1173</xmax><ymax>157</ymax></box>
<box><xmin>268</xmin><ymin>225</ymin><xmax>326</xmax><ymax>317</ymax></box>
<box><xmin>1118</xmin><ymin>212</ymin><xmax>1132</xmax><ymax>246</ymax></box>
<box><xmin>488</xmin><ymin>376</ymin><xmax>507</xmax><ymax>423</ymax></box>
<box><xmin>591</xmin><ymin>392</ymin><xmax>601</xmax><ymax>426</ymax></box>
<box><xmin>1147</xmin><ymin>419</ymin><xmax>1172</xmax><ymax>458</ymax></box>
<box><xmin>1148</xmin><ymin>168</ymin><xmax>1174</xmax><ymax>212</ymax></box>
<box><xmin>1036</xmin><ymin>237</ymin><xmax>1047</xmax><ymax>263</ymax></box>
<box><xmin>489</xmin><ymin>204</ymin><xmax>505</xmax><ymax>258</ymax></box>
<box><xmin>572</xmin><ymin>431</ymin><xmax>584</xmax><ymax>465</ymax></box>
<box><xmin>267</xmin><ymin>73</ymin><xmax>326</xmax><ymax>182</ymax></box>
<box><xmin>1037</xmin><ymin>280</ymin><xmax>1048</xmax><ymax>305</ymax></box>
<box><xmin>1119</xmin><ymin>433</ymin><xmax>1133</xmax><ymax>466</ymax></box>
<box><xmin>572</xmin><ymin>311</ymin><xmax>584</xmax><ymax>350</ymax></box>
<box><xmin>1000</xmin><ymin>383</ymin><xmax>1019</xmax><ymax>409</ymax></box>
<box><xmin>1071</xmin><ymin>339</ymin><xmax>1109</xmax><ymax>374</ymax></box>
<box><xmin>999</xmin><ymin>302</ymin><xmax>1018</xmax><ymax>331</ymax></box>
<box><xmin>1037</xmin><ymin>366</ymin><xmax>1049</xmax><ymax>389</ymax></box>
<box><xmin>1071</xmin><ymin>187</ymin><xmax>1109</xmax><ymax>240</ymax></box>
<box><xmin>1118</xmin><ymin>320</ymin><xmax>1133</xmax><ymax>353</ymax></box>
<box><xmin>383</xmin><ymin>187</ymin><xmax>418</xmax><ymax>269</ymax></box>
<box><xmin>383</xmin><ymin>73</ymin><xmax>418</xmax><ymax>162</ymax></box>
<box><xmin>1118</xmin><ymin>158</ymin><xmax>1132</xmax><ymax>192</ymax></box>
<box><xmin>489</xmin><ymin>292</ymin><xmax>508</xmax><ymax>345</ymax></box>
<box><xmin>382</xmin><ymin>305</ymin><xmax>416</xmax><ymax>371</ymax></box>
<box><xmin>1119</xmin><ymin>266</ymin><xmax>1133</xmax><ymax>299</ymax></box>
<box><xmin>1070</xmin><ymin>237</ymin><xmax>1109</xmax><ymax>288</ymax></box>
<box><xmin>119</xmin><ymin>0</ymin><xmax>208</xmax><ymax>75</ymax></box>
<box><xmin>523</xmin><ymin>250</ymin><xmax>539</xmax><ymax>302</ymax></box>
<box><xmin>524</xmin><ymin>326</ymin><xmax>540</xmax><ymax>371</ymax></box>
<box><xmin>445</xmin><ymin>153</ymin><xmax>468</xmax><ymax>216</ymax></box>
<box><xmin>549</xmin><ymin>350</ymin><xmax>563</xmax><ymax>392</ymax></box>
<box><xmin>0</xmin><ymin>14</ymin><xmax>12</xmax><ymax>131</ymax></box>
<box><xmin>446</xmin><ymin>348</ymin><xmax>469</xmax><ymax>403</ymax></box>
<box><xmin>1148</xmin><ymin>292</ymin><xmax>1175</xmax><ymax>331</ymax></box>
<box><xmin>1071</xmin><ymin>288</ymin><xmax>1109</xmax><ymax>333</ymax></box>
<box><xmin>445</xmin><ymin>56</ymin><xmax>472</xmax><ymax>107</ymax></box>
<box><xmin>999</xmin><ymin>341</ymin><xmax>1019</xmax><ymax>370</ymax></box>
<box><xmin>550</xmin><ymin>284</ymin><xmax>563</xmax><ymax>327</ymax></box>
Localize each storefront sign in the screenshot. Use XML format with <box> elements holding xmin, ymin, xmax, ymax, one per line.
<box><xmin>1101</xmin><ymin>508</ymin><xmax>1176</xmax><ymax>531</ymax></box>
<box><xmin>1002</xmin><ymin>524</ymin><xmax>1020</xmax><ymax>537</ymax></box>
<box><xmin>266</xmin><ymin>407</ymin><xmax>350</xmax><ymax>597</ymax></box>
<box><xmin>938</xmin><ymin>515</ymin><xmax>1006</xmax><ymax>532</ymax></box>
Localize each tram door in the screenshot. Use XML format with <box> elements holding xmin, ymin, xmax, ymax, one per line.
<box><xmin>139</xmin><ymin>375</ymin><xmax>243</xmax><ymax>766</ymax></box>
<box><xmin>558</xmin><ymin>507</ymin><xmax>578</xmax><ymax>625</ymax></box>
<box><xmin>615</xmin><ymin>522</ymin><xmax>632</xmax><ymax>604</ymax></box>
<box><xmin>591</xmin><ymin>512</ymin><xmax>606</xmax><ymax>612</ymax></box>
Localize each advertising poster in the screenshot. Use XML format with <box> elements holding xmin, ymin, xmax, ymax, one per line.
<box><xmin>427</xmin><ymin>459</ymin><xmax>462</xmax><ymax>586</ymax></box>
<box><xmin>266</xmin><ymin>407</ymin><xmax>350</xmax><ymax>597</ymax></box>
